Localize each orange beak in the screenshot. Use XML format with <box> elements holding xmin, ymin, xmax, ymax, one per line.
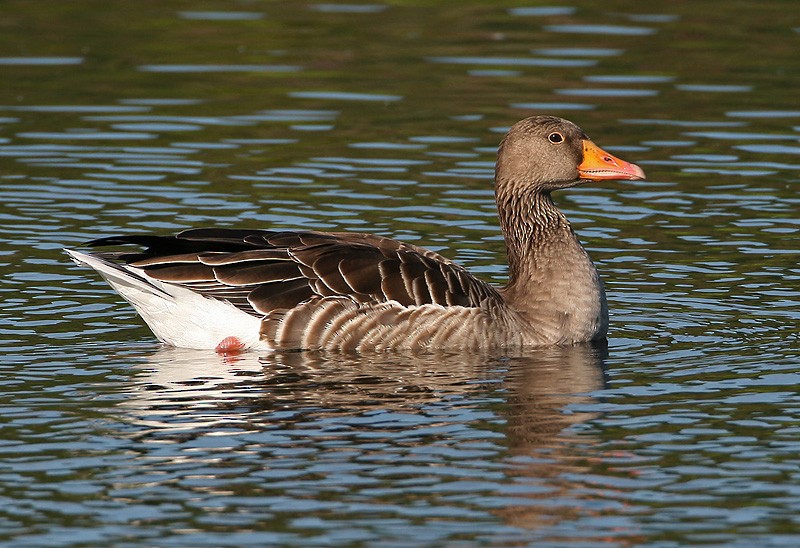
<box><xmin>578</xmin><ymin>140</ymin><xmax>646</xmax><ymax>181</ymax></box>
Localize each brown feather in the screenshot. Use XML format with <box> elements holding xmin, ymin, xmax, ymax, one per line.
<box><xmin>399</xmin><ymin>261</ymin><xmax>429</xmax><ymax>304</ymax></box>
<box><xmin>198</xmin><ymin>249</ymin><xmax>291</xmax><ymax>266</ymax></box>
<box><xmin>248</xmin><ymin>279</ymin><xmax>314</xmax><ymax>314</ymax></box>
<box><xmin>215</xmin><ymin>261</ymin><xmax>303</xmax><ymax>286</ymax></box>
<box><xmin>339</xmin><ymin>255</ymin><xmax>383</xmax><ymax>295</ymax></box>
<box><xmin>311</xmin><ymin>253</ymin><xmax>352</xmax><ymax>294</ymax></box>
<box><xmin>411</xmin><ymin>276</ymin><xmax>431</xmax><ymax>305</ymax></box>
<box><xmin>143</xmin><ymin>263</ymin><xmax>215</xmax><ymax>283</ymax></box>
<box><xmin>424</xmin><ymin>269</ymin><xmax>448</xmax><ymax>305</ymax></box>
<box><xmin>131</xmin><ymin>253</ymin><xmax>205</xmax><ymax>267</ymax></box>
<box><xmin>378</xmin><ymin>260</ymin><xmax>414</xmax><ymax>305</ymax></box>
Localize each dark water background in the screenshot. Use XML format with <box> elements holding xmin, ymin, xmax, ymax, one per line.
<box><xmin>1</xmin><ymin>1</ymin><xmax>799</xmax><ymax>545</ymax></box>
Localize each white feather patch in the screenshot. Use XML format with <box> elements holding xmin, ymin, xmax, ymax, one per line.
<box><xmin>65</xmin><ymin>249</ymin><xmax>271</xmax><ymax>351</ymax></box>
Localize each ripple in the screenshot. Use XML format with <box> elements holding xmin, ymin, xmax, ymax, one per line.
<box><xmin>223</xmin><ymin>138</ymin><xmax>298</xmax><ymax>145</ymax></box>
<box><xmin>16</xmin><ymin>131</ymin><xmax>156</xmax><ymax>140</ymax></box>
<box><xmin>178</xmin><ymin>11</ymin><xmax>265</xmax><ymax>20</ymax></box>
<box><xmin>349</xmin><ymin>142</ymin><xmax>427</xmax><ymax>150</ymax></box>
<box><xmin>684</xmin><ymin>131</ymin><xmax>798</xmax><ymax>140</ymax></box>
<box><xmin>0</xmin><ymin>57</ymin><xmax>84</xmax><ymax>65</ymax></box>
<box><xmin>427</xmin><ymin>56</ymin><xmax>596</xmax><ymax>68</ymax></box>
<box><xmin>532</xmin><ymin>47</ymin><xmax>623</xmax><ymax>57</ymax></box>
<box><xmin>139</xmin><ymin>64</ymin><xmax>302</xmax><ymax>73</ymax></box>
<box><xmin>308</xmin><ymin>4</ymin><xmax>387</xmax><ymax>13</ymax></box>
<box><xmin>672</xmin><ymin>154</ymin><xmax>740</xmax><ymax>162</ymax></box>
<box><xmin>511</xmin><ymin>102</ymin><xmax>595</xmax><ymax>111</ymax></box>
<box><xmin>83</xmin><ymin>114</ymin><xmax>254</xmax><ymax>127</ymax></box>
<box><xmin>225</xmin><ymin>112</ymin><xmax>338</xmax><ymax>126</ymax></box>
<box><xmin>110</xmin><ymin>123</ymin><xmax>201</xmax><ymax>132</ymax></box>
<box><xmin>0</xmin><ymin>105</ymin><xmax>149</xmax><ymax>113</ymax></box>
<box><xmin>544</xmin><ymin>24</ymin><xmax>656</xmax><ymax>35</ymax></box>
<box><xmin>310</xmin><ymin>156</ymin><xmax>429</xmax><ymax>167</ymax></box>
<box><xmin>677</xmin><ymin>84</ymin><xmax>753</xmax><ymax>93</ymax></box>
<box><xmin>170</xmin><ymin>142</ymin><xmax>237</xmax><ymax>150</ymax></box>
<box><xmin>119</xmin><ymin>98</ymin><xmax>204</xmax><ymax>106</ymax></box>
<box><xmin>642</xmin><ymin>140</ymin><xmax>696</xmax><ymax>147</ymax></box>
<box><xmin>628</xmin><ymin>14</ymin><xmax>681</xmax><ymax>23</ymax></box>
<box><xmin>291</xmin><ymin>124</ymin><xmax>335</xmax><ymax>131</ymax></box>
<box><xmin>468</xmin><ymin>70</ymin><xmax>522</xmax><ymax>77</ymax></box>
<box><xmin>585</xmin><ymin>75</ymin><xmax>674</xmax><ymax>84</ymax></box>
<box><xmin>682</xmin><ymin>167</ymin><xmax>778</xmax><ymax>177</ymax></box>
<box><xmin>507</xmin><ymin>7</ymin><xmax>576</xmax><ymax>16</ymax></box>
<box><xmin>289</xmin><ymin>91</ymin><xmax>402</xmax><ymax>102</ymax></box>
<box><xmin>556</xmin><ymin>88</ymin><xmax>660</xmax><ymax>97</ymax></box>
<box><xmin>734</xmin><ymin>144</ymin><xmax>800</xmax><ymax>155</ymax></box>
<box><xmin>409</xmin><ymin>136</ymin><xmax>479</xmax><ymax>144</ymax></box>
<box><xmin>726</xmin><ymin>110</ymin><xmax>800</xmax><ymax>118</ymax></box>
<box><xmin>621</xmin><ymin>118</ymin><xmax>746</xmax><ymax>128</ymax></box>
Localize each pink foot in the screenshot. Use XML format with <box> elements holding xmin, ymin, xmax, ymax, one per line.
<box><xmin>215</xmin><ymin>336</ymin><xmax>246</xmax><ymax>355</ymax></box>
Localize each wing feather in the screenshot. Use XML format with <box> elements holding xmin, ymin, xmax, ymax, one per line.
<box><xmin>311</xmin><ymin>252</ymin><xmax>353</xmax><ymax>294</ymax></box>
<box><xmin>248</xmin><ymin>279</ymin><xmax>314</xmax><ymax>314</ymax></box>
<box><xmin>424</xmin><ymin>269</ymin><xmax>448</xmax><ymax>305</ymax></box>
<box><xmin>198</xmin><ymin>249</ymin><xmax>291</xmax><ymax>266</ymax></box>
<box><xmin>84</xmin><ymin>229</ymin><xmax>501</xmax><ymax>320</ymax></box>
<box><xmin>142</xmin><ymin>263</ymin><xmax>216</xmax><ymax>283</ymax></box>
<box><xmin>378</xmin><ymin>260</ymin><xmax>414</xmax><ymax>305</ymax></box>
<box><xmin>339</xmin><ymin>255</ymin><xmax>383</xmax><ymax>295</ymax></box>
<box><xmin>215</xmin><ymin>261</ymin><xmax>303</xmax><ymax>286</ymax></box>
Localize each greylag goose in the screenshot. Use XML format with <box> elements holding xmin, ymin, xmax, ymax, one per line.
<box><xmin>66</xmin><ymin>116</ymin><xmax>645</xmax><ymax>352</ymax></box>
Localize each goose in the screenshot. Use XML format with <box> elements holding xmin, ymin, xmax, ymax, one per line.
<box><xmin>65</xmin><ymin>115</ymin><xmax>645</xmax><ymax>353</ymax></box>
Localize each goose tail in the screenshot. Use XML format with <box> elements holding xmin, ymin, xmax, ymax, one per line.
<box><xmin>64</xmin><ymin>249</ymin><xmax>268</xmax><ymax>351</ymax></box>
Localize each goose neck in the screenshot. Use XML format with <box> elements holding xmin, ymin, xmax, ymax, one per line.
<box><xmin>498</xmin><ymin>190</ymin><xmax>576</xmax><ymax>279</ymax></box>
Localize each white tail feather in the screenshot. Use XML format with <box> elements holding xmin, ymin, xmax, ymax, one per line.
<box><xmin>65</xmin><ymin>249</ymin><xmax>270</xmax><ymax>350</ymax></box>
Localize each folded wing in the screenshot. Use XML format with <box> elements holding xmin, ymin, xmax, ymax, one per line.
<box><xmin>88</xmin><ymin>228</ymin><xmax>502</xmax><ymax>321</ymax></box>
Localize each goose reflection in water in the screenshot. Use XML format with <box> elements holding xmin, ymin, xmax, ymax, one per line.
<box><xmin>114</xmin><ymin>345</ymin><xmax>629</xmax><ymax>535</ymax></box>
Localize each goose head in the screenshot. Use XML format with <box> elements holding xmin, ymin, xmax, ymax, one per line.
<box><xmin>495</xmin><ymin>115</ymin><xmax>645</xmax><ymax>197</ymax></box>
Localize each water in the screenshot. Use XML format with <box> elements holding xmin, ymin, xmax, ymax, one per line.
<box><xmin>1</xmin><ymin>1</ymin><xmax>799</xmax><ymax>545</ymax></box>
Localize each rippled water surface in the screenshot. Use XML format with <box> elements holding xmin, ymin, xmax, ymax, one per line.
<box><xmin>2</xmin><ymin>1</ymin><xmax>800</xmax><ymax>545</ymax></box>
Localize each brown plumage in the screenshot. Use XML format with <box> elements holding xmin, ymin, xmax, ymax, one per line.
<box><xmin>66</xmin><ymin>116</ymin><xmax>645</xmax><ymax>351</ymax></box>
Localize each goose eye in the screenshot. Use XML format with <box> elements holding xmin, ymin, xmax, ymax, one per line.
<box><xmin>548</xmin><ymin>132</ymin><xmax>564</xmax><ymax>144</ymax></box>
